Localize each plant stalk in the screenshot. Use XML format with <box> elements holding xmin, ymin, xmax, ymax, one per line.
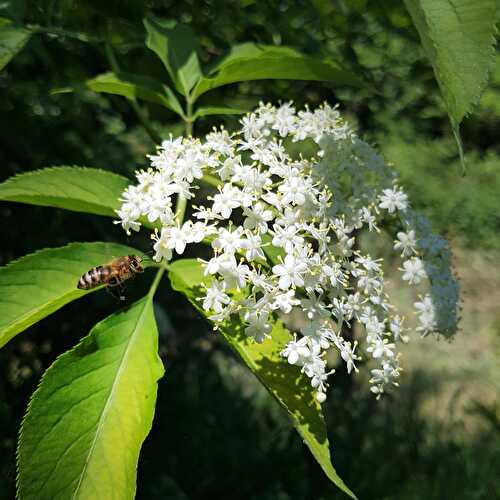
<box><xmin>174</xmin><ymin>96</ymin><xmax>195</xmax><ymax>224</ymax></box>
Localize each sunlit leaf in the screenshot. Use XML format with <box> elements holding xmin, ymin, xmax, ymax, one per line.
<box><xmin>0</xmin><ymin>17</ymin><xmax>31</xmax><ymax>71</ymax></box>
<box><xmin>404</xmin><ymin>0</ymin><xmax>497</xmax><ymax>168</ymax></box>
<box><xmin>192</xmin><ymin>43</ymin><xmax>365</xmax><ymax>100</ymax></box>
<box><xmin>17</xmin><ymin>295</ymin><xmax>164</xmax><ymax>500</ymax></box>
<box><xmin>0</xmin><ymin>242</ymin><xmax>145</xmax><ymax>348</ymax></box>
<box><xmin>0</xmin><ymin>166</ymin><xmax>130</xmax><ymax>217</ymax></box>
<box><xmin>53</xmin><ymin>72</ymin><xmax>184</xmax><ymax>116</ymax></box>
<box><xmin>193</xmin><ymin>106</ymin><xmax>248</xmax><ymax>119</ymax></box>
<box><xmin>168</xmin><ymin>259</ymin><xmax>356</xmax><ymax>499</ymax></box>
<box><xmin>144</xmin><ymin>15</ymin><xmax>202</xmax><ymax>96</ymax></box>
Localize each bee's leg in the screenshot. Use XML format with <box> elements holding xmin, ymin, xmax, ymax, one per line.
<box><xmin>106</xmin><ymin>286</ymin><xmax>121</xmax><ymax>302</ymax></box>
<box><xmin>118</xmin><ymin>284</ymin><xmax>126</xmax><ymax>301</ymax></box>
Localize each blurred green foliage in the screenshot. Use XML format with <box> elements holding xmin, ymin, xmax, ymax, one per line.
<box><xmin>1</xmin><ymin>1</ymin><xmax>499</xmax><ymax>499</ymax></box>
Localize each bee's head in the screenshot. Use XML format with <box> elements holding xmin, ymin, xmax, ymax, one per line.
<box><xmin>129</xmin><ymin>255</ymin><xmax>144</xmax><ymax>273</ymax></box>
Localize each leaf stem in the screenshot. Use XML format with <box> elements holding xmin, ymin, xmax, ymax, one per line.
<box><xmin>148</xmin><ymin>267</ymin><xmax>166</xmax><ymax>300</ymax></box>
<box><xmin>27</xmin><ymin>24</ymin><xmax>101</xmax><ymax>43</ymax></box>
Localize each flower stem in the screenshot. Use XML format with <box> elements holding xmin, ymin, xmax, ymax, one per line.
<box><xmin>185</xmin><ymin>98</ymin><xmax>194</xmax><ymax>137</ymax></box>
<box><xmin>200</xmin><ymin>172</ymin><xmax>221</xmax><ymax>188</ymax></box>
<box><xmin>174</xmin><ymin>196</ymin><xmax>187</xmax><ymax>224</ymax></box>
<box><xmin>174</xmin><ymin>96</ymin><xmax>195</xmax><ymax>224</ymax></box>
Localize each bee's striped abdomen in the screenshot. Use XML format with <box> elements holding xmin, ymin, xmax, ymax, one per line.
<box><xmin>77</xmin><ymin>266</ymin><xmax>104</xmax><ymax>290</ymax></box>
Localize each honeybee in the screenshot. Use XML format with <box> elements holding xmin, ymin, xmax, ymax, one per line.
<box><xmin>77</xmin><ymin>255</ymin><xmax>144</xmax><ymax>298</ymax></box>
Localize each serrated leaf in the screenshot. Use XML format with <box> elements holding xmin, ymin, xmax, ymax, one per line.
<box><xmin>193</xmin><ymin>106</ymin><xmax>248</xmax><ymax>119</ymax></box>
<box><xmin>0</xmin><ymin>166</ymin><xmax>131</xmax><ymax>216</ymax></box>
<box><xmin>204</xmin><ymin>42</ymin><xmax>301</xmax><ymax>71</ymax></box>
<box><xmin>17</xmin><ymin>295</ymin><xmax>164</xmax><ymax>500</ymax></box>
<box><xmin>0</xmin><ymin>242</ymin><xmax>144</xmax><ymax>348</ymax></box>
<box><xmin>168</xmin><ymin>259</ymin><xmax>356</xmax><ymax>499</ymax></box>
<box><xmin>404</xmin><ymin>0</ymin><xmax>497</xmax><ymax>168</ymax></box>
<box><xmin>144</xmin><ymin>15</ymin><xmax>202</xmax><ymax>96</ymax></box>
<box><xmin>192</xmin><ymin>43</ymin><xmax>365</xmax><ymax>100</ymax></box>
<box><xmin>53</xmin><ymin>72</ymin><xmax>184</xmax><ymax>117</ymax></box>
<box><xmin>0</xmin><ymin>17</ymin><xmax>31</xmax><ymax>71</ymax></box>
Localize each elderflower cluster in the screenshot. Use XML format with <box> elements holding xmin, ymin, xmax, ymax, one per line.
<box><xmin>116</xmin><ymin>102</ymin><xmax>460</xmax><ymax>402</ymax></box>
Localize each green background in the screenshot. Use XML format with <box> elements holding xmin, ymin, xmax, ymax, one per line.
<box><xmin>1</xmin><ymin>1</ymin><xmax>499</xmax><ymax>499</ymax></box>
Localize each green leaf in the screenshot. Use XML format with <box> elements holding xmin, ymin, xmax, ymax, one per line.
<box><xmin>261</xmin><ymin>233</ymin><xmax>285</xmax><ymax>265</ymax></box>
<box><xmin>168</xmin><ymin>259</ymin><xmax>356</xmax><ymax>499</ymax></box>
<box><xmin>403</xmin><ymin>0</ymin><xmax>497</xmax><ymax>169</ymax></box>
<box><xmin>144</xmin><ymin>15</ymin><xmax>202</xmax><ymax>96</ymax></box>
<box><xmin>193</xmin><ymin>106</ymin><xmax>248</xmax><ymax>119</ymax></box>
<box><xmin>205</xmin><ymin>42</ymin><xmax>307</xmax><ymax>71</ymax></box>
<box><xmin>192</xmin><ymin>43</ymin><xmax>365</xmax><ymax>100</ymax></box>
<box><xmin>53</xmin><ymin>71</ymin><xmax>184</xmax><ymax>117</ymax></box>
<box><xmin>0</xmin><ymin>166</ymin><xmax>131</xmax><ymax>217</ymax></box>
<box><xmin>0</xmin><ymin>242</ymin><xmax>144</xmax><ymax>348</ymax></box>
<box><xmin>0</xmin><ymin>17</ymin><xmax>31</xmax><ymax>71</ymax></box>
<box><xmin>17</xmin><ymin>295</ymin><xmax>164</xmax><ymax>500</ymax></box>
<box><xmin>0</xmin><ymin>166</ymin><xmax>158</xmax><ymax>230</ymax></box>
<box><xmin>0</xmin><ymin>1</ymin><xmax>27</xmax><ymax>22</ymax></box>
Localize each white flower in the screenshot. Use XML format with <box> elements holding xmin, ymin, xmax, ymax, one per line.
<box><xmin>379</xmin><ymin>187</ymin><xmax>409</xmax><ymax>213</ymax></box>
<box><xmin>152</xmin><ymin>237</ymin><xmax>172</xmax><ymax>262</ymax></box>
<box><xmin>212</xmin><ymin>227</ymin><xmax>244</xmax><ymax>255</ymax></box>
<box><xmin>244</xmin><ymin>311</ymin><xmax>272</xmax><ymax>343</ymax></box>
<box><xmin>301</xmin><ymin>294</ymin><xmax>329</xmax><ymax>320</ymax></box>
<box><xmin>220</xmin><ymin>261</ymin><xmax>250</xmax><ymax>290</ymax></box>
<box><xmin>278</xmin><ymin>175</ymin><xmax>309</xmax><ymax>205</ymax></box>
<box><xmin>243</xmin><ymin>203</ymin><xmax>274</xmax><ymax>233</ymax></box>
<box><xmin>115</xmin><ymin>206</ymin><xmax>141</xmax><ymax>235</ymax></box>
<box><xmin>271</xmin><ymin>225</ymin><xmax>304</xmax><ymax>253</ymax></box>
<box><xmin>414</xmin><ymin>294</ymin><xmax>437</xmax><ymax>336</ymax></box>
<box><xmin>203</xmin><ymin>253</ymin><xmax>235</xmax><ymax>276</ymax></box>
<box><xmin>316</xmin><ymin>391</ymin><xmax>327</xmax><ymax>403</ymax></box>
<box><xmin>240</xmin><ymin>232</ymin><xmax>266</xmax><ymax>261</ymax></box>
<box><xmin>185</xmin><ymin>220</ymin><xmax>210</xmax><ymax>243</ymax></box>
<box><xmin>272</xmin><ymin>290</ymin><xmax>300</xmax><ymax>313</ymax></box>
<box><xmin>301</xmin><ymin>322</ymin><xmax>332</xmax><ymax>350</ymax></box>
<box><xmin>414</xmin><ymin>294</ymin><xmax>434</xmax><ymax>315</ymax></box>
<box><xmin>117</xmin><ymin>101</ymin><xmax>460</xmax><ymax>403</ymax></box>
<box><xmin>157</xmin><ymin>224</ymin><xmax>189</xmax><ymax>255</ymax></box>
<box><xmin>203</xmin><ymin>281</ymin><xmax>230</xmax><ymax>313</ymax></box>
<box><xmin>368</xmin><ymin>338</ymin><xmax>395</xmax><ymax>359</ymax></box>
<box><xmin>322</xmin><ymin>262</ymin><xmax>346</xmax><ymax>288</ymax></box>
<box><xmin>272</xmin><ymin>102</ymin><xmax>297</xmax><ymax>136</ymax></box>
<box><xmin>282</xmin><ymin>336</ymin><xmax>310</xmax><ymax>365</ymax></box>
<box><xmin>272</xmin><ymin>254</ymin><xmax>308</xmax><ymax>290</ymax></box>
<box><xmin>389</xmin><ymin>315</ymin><xmax>408</xmax><ymax>343</ymax></box>
<box><xmin>212</xmin><ymin>184</ymin><xmax>242</xmax><ymax>218</ymax></box>
<box><xmin>401</xmin><ymin>257</ymin><xmax>427</xmax><ymax>285</ymax></box>
<box><xmin>339</xmin><ymin>340</ymin><xmax>360</xmax><ymax>374</ymax></box>
<box><xmin>394</xmin><ymin>230</ymin><xmax>417</xmax><ymax>256</ymax></box>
